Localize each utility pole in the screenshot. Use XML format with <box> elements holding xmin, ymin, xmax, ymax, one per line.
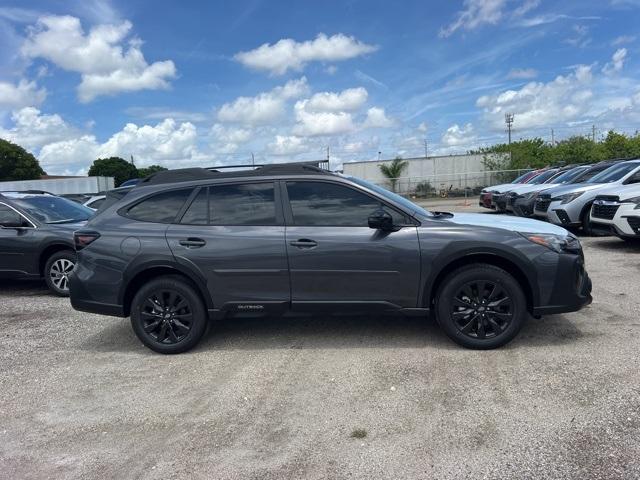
<box><xmin>592</xmin><ymin>124</ymin><xmax>596</xmax><ymax>142</ymax></box>
<box><xmin>377</xmin><ymin>151</ymin><xmax>381</xmax><ymax>161</ymax></box>
<box><xmin>251</xmin><ymin>152</ymin><xmax>255</xmax><ymax>166</ymax></box>
<box><xmin>326</xmin><ymin>145</ymin><xmax>330</xmax><ymax>162</ymax></box>
<box><xmin>424</xmin><ymin>139</ymin><xmax>428</xmax><ymax>159</ymax></box>
<box><xmin>551</xmin><ymin>128</ymin><xmax>555</xmax><ymax>146</ymax></box>
<box><xmin>505</xmin><ymin>113</ymin><xmax>514</xmax><ymax>145</ymax></box>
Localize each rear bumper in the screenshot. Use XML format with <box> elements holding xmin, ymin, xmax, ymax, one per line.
<box><xmin>533</xmin><ymin>255</ymin><xmax>592</xmax><ymax>316</ymax></box>
<box><xmin>69</xmin><ymin>269</ymin><xmax>125</xmax><ymax>317</ymax></box>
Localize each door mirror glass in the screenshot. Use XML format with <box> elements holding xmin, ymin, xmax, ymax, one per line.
<box><xmin>0</xmin><ymin>205</ymin><xmax>26</xmax><ymax>228</ymax></box>
<box><xmin>368</xmin><ymin>209</ymin><xmax>394</xmax><ymax>231</ymax></box>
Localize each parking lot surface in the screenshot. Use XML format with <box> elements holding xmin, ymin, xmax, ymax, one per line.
<box><xmin>1</xmin><ymin>207</ymin><xmax>639</xmax><ymax>479</ymax></box>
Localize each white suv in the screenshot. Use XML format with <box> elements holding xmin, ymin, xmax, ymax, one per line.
<box><xmin>590</xmin><ymin>184</ymin><xmax>640</xmax><ymax>241</ymax></box>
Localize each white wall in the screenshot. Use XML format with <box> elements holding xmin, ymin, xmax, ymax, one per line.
<box><xmin>0</xmin><ymin>176</ymin><xmax>114</xmax><ymax>194</ymax></box>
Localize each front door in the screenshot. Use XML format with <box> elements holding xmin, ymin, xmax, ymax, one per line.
<box><xmin>282</xmin><ymin>180</ymin><xmax>421</xmax><ymax>310</ymax></box>
<box><xmin>165</xmin><ymin>182</ymin><xmax>290</xmax><ymax>314</ymax></box>
<box><xmin>0</xmin><ymin>203</ymin><xmax>36</xmax><ymax>276</ymax></box>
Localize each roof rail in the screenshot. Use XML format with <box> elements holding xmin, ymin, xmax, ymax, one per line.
<box><xmin>136</xmin><ymin>161</ymin><xmax>333</xmax><ymax>187</ymax></box>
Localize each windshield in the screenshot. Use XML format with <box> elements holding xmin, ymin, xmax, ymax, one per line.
<box><xmin>589</xmin><ymin>162</ymin><xmax>640</xmax><ymax>183</ymax></box>
<box><xmin>551</xmin><ymin>167</ymin><xmax>589</xmax><ymax>184</ymax></box>
<box><xmin>10</xmin><ymin>195</ymin><xmax>94</xmax><ymax>224</ymax></box>
<box><xmin>346</xmin><ymin>175</ymin><xmax>430</xmax><ymax>217</ymax></box>
<box><xmin>529</xmin><ymin>170</ymin><xmax>558</xmax><ymax>184</ymax></box>
<box><xmin>511</xmin><ymin>171</ymin><xmax>533</xmax><ymax>183</ymax></box>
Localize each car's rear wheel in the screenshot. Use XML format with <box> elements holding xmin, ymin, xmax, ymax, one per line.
<box><xmin>130</xmin><ymin>275</ymin><xmax>207</xmax><ymax>354</ymax></box>
<box><xmin>44</xmin><ymin>250</ymin><xmax>76</xmax><ymax>297</ymax></box>
<box><xmin>435</xmin><ymin>264</ymin><xmax>527</xmax><ymax>349</ymax></box>
<box><xmin>581</xmin><ymin>206</ymin><xmax>594</xmax><ymax>236</ymax></box>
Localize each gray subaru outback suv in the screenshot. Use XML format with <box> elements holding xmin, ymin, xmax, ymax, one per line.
<box><xmin>69</xmin><ymin>164</ymin><xmax>592</xmax><ymax>354</ymax></box>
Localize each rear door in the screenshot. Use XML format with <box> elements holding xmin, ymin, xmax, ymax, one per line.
<box><xmin>282</xmin><ymin>180</ymin><xmax>421</xmax><ymax>310</ymax></box>
<box><xmin>165</xmin><ymin>181</ymin><xmax>290</xmax><ymax>314</ymax></box>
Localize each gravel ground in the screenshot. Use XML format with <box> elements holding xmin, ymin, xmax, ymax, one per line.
<box><xmin>1</xmin><ymin>205</ymin><xmax>639</xmax><ymax>479</ymax></box>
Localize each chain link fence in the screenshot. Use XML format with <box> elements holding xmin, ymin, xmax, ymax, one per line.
<box><xmin>371</xmin><ymin>169</ymin><xmax>532</xmax><ymax>199</ymax></box>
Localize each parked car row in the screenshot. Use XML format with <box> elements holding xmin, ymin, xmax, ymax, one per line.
<box><xmin>480</xmin><ymin>159</ymin><xmax>640</xmax><ymax>241</ymax></box>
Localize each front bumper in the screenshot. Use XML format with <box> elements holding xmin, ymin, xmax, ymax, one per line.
<box><xmin>547</xmin><ymin>200</ymin><xmax>582</xmax><ymax>227</ymax></box>
<box><xmin>533</xmin><ymin>254</ymin><xmax>592</xmax><ymax>316</ymax></box>
<box><xmin>590</xmin><ymin>202</ymin><xmax>640</xmax><ymax>237</ymax></box>
<box><xmin>479</xmin><ymin>192</ymin><xmax>494</xmax><ymax>209</ymax></box>
<box><xmin>513</xmin><ymin>197</ymin><xmax>537</xmax><ymax>217</ymax></box>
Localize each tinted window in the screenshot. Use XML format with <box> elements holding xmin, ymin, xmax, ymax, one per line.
<box><xmin>287</xmin><ymin>181</ymin><xmax>404</xmax><ymax>226</ymax></box>
<box><xmin>209</xmin><ymin>183</ymin><xmax>276</xmax><ymax>225</ymax></box>
<box><xmin>127</xmin><ymin>189</ymin><xmax>192</xmax><ymax>223</ymax></box>
<box><xmin>530</xmin><ymin>170</ymin><xmax>559</xmax><ymax>184</ymax></box>
<box><xmin>0</xmin><ymin>203</ymin><xmax>24</xmax><ymax>226</ymax></box>
<box><xmin>181</xmin><ymin>188</ymin><xmax>208</xmax><ymax>225</ymax></box>
<box><xmin>88</xmin><ymin>198</ymin><xmax>106</xmax><ymax>209</ymax></box>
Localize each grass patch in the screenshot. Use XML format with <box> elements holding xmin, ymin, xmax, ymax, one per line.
<box><xmin>350</xmin><ymin>428</ymin><xmax>367</xmax><ymax>439</ymax></box>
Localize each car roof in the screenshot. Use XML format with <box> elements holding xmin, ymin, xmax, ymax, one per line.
<box><xmin>0</xmin><ymin>191</ymin><xmax>57</xmax><ymax>199</ymax></box>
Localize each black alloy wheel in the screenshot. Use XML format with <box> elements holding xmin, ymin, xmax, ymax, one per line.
<box><xmin>451</xmin><ymin>280</ymin><xmax>513</xmax><ymax>339</ymax></box>
<box><xmin>141</xmin><ymin>290</ymin><xmax>194</xmax><ymax>344</ymax></box>
<box><xmin>436</xmin><ymin>264</ymin><xmax>526</xmax><ymax>349</ymax></box>
<box><xmin>130</xmin><ymin>275</ymin><xmax>208</xmax><ymax>354</ymax></box>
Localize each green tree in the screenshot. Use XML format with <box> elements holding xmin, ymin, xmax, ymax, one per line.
<box><xmin>88</xmin><ymin>157</ymin><xmax>138</xmax><ymax>187</ymax></box>
<box><xmin>550</xmin><ymin>136</ymin><xmax>603</xmax><ymax>165</ymax></box>
<box><xmin>137</xmin><ymin>165</ymin><xmax>168</xmax><ymax>178</ymax></box>
<box><xmin>602</xmin><ymin>131</ymin><xmax>632</xmax><ymax>159</ymax></box>
<box><xmin>379</xmin><ymin>156</ymin><xmax>408</xmax><ymax>192</ymax></box>
<box><xmin>0</xmin><ymin>138</ymin><xmax>45</xmax><ymax>181</ymax></box>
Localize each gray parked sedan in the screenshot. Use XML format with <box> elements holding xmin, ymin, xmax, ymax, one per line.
<box><xmin>69</xmin><ymin>164</ymin><xmax>592</xmax><ymax>354</ymax></box>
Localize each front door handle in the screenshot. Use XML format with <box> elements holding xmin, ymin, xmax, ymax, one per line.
<box><xmin>289</xmin><ymin>238</ymin><xmax>318</xmax><ymax>249</ymax></box>
<box><xmin>179</xmin><ymin>237</ymin><xmax>206</xmax><ymax>248</ymax></box>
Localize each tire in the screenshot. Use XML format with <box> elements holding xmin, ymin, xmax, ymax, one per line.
<box><xmin>581</xmin><ymin>206</ymin><xmax>594</xmax><ymax>236</ymax></box>
<box><xmin>44</xmin><ymin>250</ymin><xmax>76</xmax><ymax>297</ymax></box>
<box><xmin>130</xmin><ymin>275</ymin><xmax>208</xmax><ymax>354</ymax></box>
<box><xmin>621</xmin><ymin>236</ymin><xmax>640</xmax><ymax>244</ymax></box>
<box><xmin>435</xmin><ymin>264</ymin><xmax>527</xmax><ymax>349</ymax></box>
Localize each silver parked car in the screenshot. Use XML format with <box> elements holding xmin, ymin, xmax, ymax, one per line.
<box><xmin>534</xmin><ymin>160</ymin><xmax>640</xmax><ymax>234</ymax></box>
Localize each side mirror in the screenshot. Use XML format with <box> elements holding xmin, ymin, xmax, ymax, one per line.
<box><xmin>368</xmin><ymin>209</ymin><xmax>395</xmax><ymax>231</ymax></box>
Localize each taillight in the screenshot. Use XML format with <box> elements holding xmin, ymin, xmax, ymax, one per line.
<box><xmin>74</xmin><ymin>231</ymin><xmax>100</xmax><ymax>251</ymax></box>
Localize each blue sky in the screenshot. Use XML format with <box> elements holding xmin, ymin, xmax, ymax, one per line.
<box><xmin>0</xmin><ymin>0</ymin><xmax>639</xmax><ymax>174</ymax></box>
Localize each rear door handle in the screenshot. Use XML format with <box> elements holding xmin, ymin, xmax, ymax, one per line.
<box><xmin>289</xmin><ymin>238</ymin><xmax>318</xmax><ymax>249</ymax></box>
<box><xmin>179</xmin><ymin>238</ymin><xmax>206</xmax><ymax>248</ymax></box>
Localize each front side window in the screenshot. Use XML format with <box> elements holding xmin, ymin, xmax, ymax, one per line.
<box><xmin>209</xmin><ymin>183</ymin><xmax>276</xmax><ymax>225</ymax></box>
<box><xmin>590</xmin><ymin>163</ymin><xmax>640</xmax><ymax>183</ymax></box>
<box><xmin>286</xmin><ymin>181</ymin><xmax>405</xmax><ymax>226</ymax></box>
<box><xmin>126</xmin><ymin>189</ymin><xmax>192</xmax><ymax>223</ymax></box>
<box><xmin>0</xmin><ymin>203</ymin><xmax>27</xmax><ymax>226</ymax></box>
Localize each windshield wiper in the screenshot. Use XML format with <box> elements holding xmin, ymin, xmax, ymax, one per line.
<box><xmin>47</xmin><ymin>218</ymin><xmax>84</xmax><ymax>224</ymax></box>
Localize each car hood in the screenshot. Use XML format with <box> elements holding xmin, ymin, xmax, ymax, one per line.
<box><xmin>542</xmin><ymin>182</ymin><xmax>606</xmax><ymax>198</ymax></box>
<box><xmin>484</xmin><ymin>183</ymin><xmax>517</xmax><ymax>193</ymax></box>
<box><xmin>507</xmin><ymin>183</ymin><xmax>559</xmax><ymax>195</ymax></box>
<box><xmin>593</xmin><ymin>183</ymin><xmax>640</xmax><ymax>200</ymax></box>
<box><xmin>445</xmin><ymin>212</ymin><xmax>569</xmax><ymax>235</ymax></box>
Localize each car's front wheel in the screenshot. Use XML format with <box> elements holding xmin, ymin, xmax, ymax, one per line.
<box><xmin>435</xmin><ymin>264</ymin><xmax>527</xmax><ymax>349</ymax></box>
<box><xmin>130</xmin><ymin>275</ymin><xmax>208</xmax><ymax>354</ymax></box>
<box><xmin>44</xmin><ymin>250</ymin><xmax>76</xmax><ymax>297</ymax></box>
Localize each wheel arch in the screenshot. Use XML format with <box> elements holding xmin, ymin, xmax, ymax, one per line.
<box><xmin>39</xmin><ymin>242</ymin><xmax>75</xmax><ymax>276</ymax></box>
<box><xmin>120</xmin><ymin>263</ymin><xmax>212</xmax><ymax>317</ymax></box>
<box><xmin>424</xmin><ymin>252</ymin><xmax>537</xmax><ymax>313</ymax></box>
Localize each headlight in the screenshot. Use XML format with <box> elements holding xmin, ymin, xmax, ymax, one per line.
<box><xmin>520</xmin><ymin>232</ymin><xmax>570</xmax><ymax>253</ymax></box>
<box><xmin>524</xmin><ymin>191</ymin><xmax>538</xmax><ymax>200</ymax></box>
<box><xmin>624</xmin><ymin>195</ymin><xmax>640</xmax><ymax>209</ymax></box>
<box><xmin>554</xmin><ymin>191</ymin><xmax>584</xmax><ymax>204</ymax></box>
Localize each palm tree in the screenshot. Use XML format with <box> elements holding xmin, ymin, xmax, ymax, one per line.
<box><xmin>379</xmin><ymin>156</ymin><xmax>408</xmax><ymax>192</ymax></box>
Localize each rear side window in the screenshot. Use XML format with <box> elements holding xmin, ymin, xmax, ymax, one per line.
<box><xmin>126</xmin><ymin>189</ymin><xmax>192</xmax><ymax>223</ymax></box>
<box><xmin>209</xmin><ymin>183</ymin><xmax>276</xmax><ymax>226</ymax></box>
<box><xmin>286</xmin><ymin>181</ymin><xmax>405</xmax><ymax>226</ymax></box>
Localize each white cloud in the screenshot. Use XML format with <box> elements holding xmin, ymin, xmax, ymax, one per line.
<box><xmin>441</xmin><ymin>123</ymin><xmax>476</xmax><ymax>147</ymax></box>
<box><xmin>363</xmin><ymin>107</ymin><xmax>394</xmax><ymax>128</ymax></box>
<box><xmin>217</xmin><ymin>77</ymin><xmax>309</xmax><ymax>126</ymax></box>
<box><xmin>507</xmin><ymin>68</ymin><xmax>538</xmax><ymax>79</ymax></box>
<box><xmin>292</xmin><ymin>100</ymin><xmax>356</xmax><ymax>136</ymax></box>
<box><xmin>234</xmin><ymin>33</ymin><xmax>377</xmax><ymax>75</ymax></box>
<box><xmin>439</xmin><ymin>0</ymin><xmax>508</xmax><ymax>38</ymax></box>
<box><xmin>267</xmin><ymin>135</ymin><xmax>309</xmax><ymax>155</ymax></box>
<box><xmin>611</xmin><ymin>35</ymin><xmax>636</xmax><ymax>46</ymax></box>
<box><xmin>564</xmin><ymin>24</ymin><xmax>591</xmax><ymax>48</ymax></box>
<box><xmin>21</xmin><ymin>15</ymin><xmax>176</xmax><ymax>102</ymax></box>
<box><xmin>304</xmin><ymin>87</ymin><xmax>368</xmax><ymax>112</ymax></box>
<box><xmin>0</xmin><ymin>79</ymin><xmax>46</xmax><ymax>110</ymax></box>
<box><xmin>210</xmin><ymin>124</ymin><xmax>252</xmax><ymax>153</ymax></box>
<box><xmin>0</xmin><ymin>107</ymin><xmax>76</xmax><ymax>150</ymax></box>
<box><xmin>476</xmin><ymin>65</ymin><xmax>595</xmax><ymax>130</ymax></box>
<box><xmin>603</xmin><ymin>48</ymin><xmax>627</xmax><ymax>74</ymax></box>
<box><xmin>512</xmin><ymin>0</ymin><xmax>540</xmax><ymax>17</ymax></box>
<box><xmin>417</xmin><ymin>122</ymin><xmax>428</xmax><ymax>132</ymax></box>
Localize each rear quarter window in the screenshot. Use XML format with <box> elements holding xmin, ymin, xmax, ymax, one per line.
<box><xmin>125</xmin><ymin>189</ymin><xmax>193</xmax><ymax>223</ymax></box>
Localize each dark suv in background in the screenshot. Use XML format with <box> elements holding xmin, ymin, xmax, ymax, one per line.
<box><xmin>70</xmin><ymin>164</ymin><xmax>592</xmax><ymax>354</ymax></box>
<box><xmin>0</xmin><ymin>191</ymin><xmax>93</xmax><ymax>295</ymax></box>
